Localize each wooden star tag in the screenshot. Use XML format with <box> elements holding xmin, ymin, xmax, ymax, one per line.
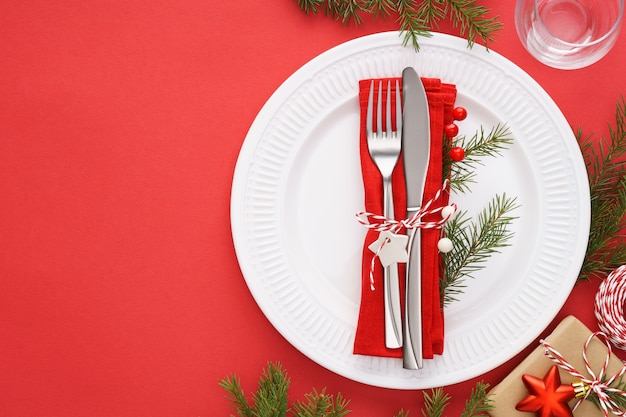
<box><xmin>368</xmin><ymin>231</ymin><xmax>408</xmax><ymax>267</ymax></box>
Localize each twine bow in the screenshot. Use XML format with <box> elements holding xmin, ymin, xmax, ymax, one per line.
<box><xmin>541</xmin><ymin>332</ymin><xmax>626</xmax><ymax>416</ymax></box>
<box><xmin>356</xmin><ymin>180</ymin><xmax>456</xmax><ymax>290</ymax></box>
<box><xmin>356</xmin><ymin>179</ymin><xmax>455</xmax><ymax>234</ymax></box>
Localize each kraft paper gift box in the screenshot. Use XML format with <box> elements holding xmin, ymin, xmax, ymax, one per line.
<box><xmin>488</xmin><ymin>315</ymin><xmax>625</xmax><ymax>417</ymax></box>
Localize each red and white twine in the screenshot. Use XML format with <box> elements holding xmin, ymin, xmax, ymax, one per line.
<box><xmin>357</xmin><ymin>180</ymin><xmax>456</xmax><ymax>290</ymax></box>
<box><xmin>595</xmin><ymin>265</ymin><xmax>626</xmax><ymax>350</ymax></box>
<box><xmin>367</xmin><ymin>240</ymin><xmax>386</xmax><ymax>291</ymax></box>
<box><xmin>541</xmin><ymin>333</ymin><xmax>626</xmax><ymax>416</ymax></box>
<box><xmin>356</xmin><ymin>179</ymin><xmax>455</xmax><ymax>234</ymax></box>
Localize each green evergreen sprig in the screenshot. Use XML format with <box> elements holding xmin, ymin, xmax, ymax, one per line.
<box><xmin>443</xmin><ymin>124</ymin><xmax>513</xmax><ymax>193</ymax></box>
<box><xmin>293</xmin><ymin>0</ymin><xmax>502</xmax><ymax>51</ymax></box>
<box><xmin>577</xmin><ymin>96</ymin><xmax>626</xmax><ymax>280</ymax></box>
<box><xmin>219</xmin><ymin>362</ymin><xmax>350</xmax><ymax>417</ymax></box>
<box><xmin>390</xmin><ymin>381</ymin><xmax>492</xmax><ymax>416</ymax></box>
<box><xmin>220</xmin><ymin>362</ymin><xmax>491</xmax><ymax>417</ymax></box>
<box><xmin>445</xmin><ymin>0</ymin><xmax>501</xmax><ymax>48</ymax></box>
<box><xmin>441</xmin><ymin>194</ymin><xmax>518</xmax><ymax>305</ymax></box>
<box><xmin>219</xmin><ymin>362</ymin><xmax>291</xmax><ymax>417</ymax></box>
<box><xmin>292</xmin><ymin>389</ymin><xmax>351</xmax><ymax>417</ymax></box>
<box><xmin>422</xmin><ymin>387</ymin><xmax>450</xmax><ymax>417</ymax></box>
<box><xmin>397</xmin><ymin>0</ymin><xmax>433</xmax><ymax>50</ymax></box>
<box><xmin>439</xmin><ymin>123</ymin><xmax>517</xmax><ymax>305</ymax></box>
<box><xmin>459</xmin><ymin>381</ymin><xmax>493</xmax><ymax>417</ymax></box>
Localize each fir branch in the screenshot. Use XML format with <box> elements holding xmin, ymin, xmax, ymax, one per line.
<box><xmin>444</xmin><ymin>124</ymin><xmax>513</xmax><ymax>194</ymax></box>
<box><xmin>422</xmin><ymin>388</ymin><xmax>450</xmax><ymax>417</ymax></box>
<box><xmin>293</xmin><ymin>0</ymin><xmax>502</xmax><ymax>51</ymax></box>
<box><xmin>291</xmin><ymin>388</ymin><xmax>351</xmax><ymax>417</ymax></box>
<box><xmin>439</xmin><ymin>124</ymin><xmax>516</xmax><ymax>304</ymax></box>
<box><xmin>254</xmin><ymin>363</ymin><xmax>291</xmax><ymax>417</ymax></box>
<box><xmin>396</xmin><ymin>0</ymin><xmax>432</xmax><ymax>51</ymax></box>
<box><xmin>459</xmin><ymin>381</ymin><xmax>493</xmax><ymax>417</ymax></box>
<box><xmin>219</xmin><ymin>362</ymin><xmax>290</xmax><ymax>417</ymax></box>
<box><xmin>297</xmin><ymin>0</ymin><xmax>325</xmax><ymax>14</ymax></box>
<box><xmin>441</xmin><ymin>194</ymin><xmax>519</xmax><ymax>305</ymax></box>
<box><xmin>221</xmin><ymin>364</ymin><xmax>493</xmax><ymax>417</ymax></box>
<box><xmin>444</xmin><ymin>0</ymin><xmax>503</xmax><ymax>48</ymax></box>
<box><xmin>365</xmin><ymin>0</ymin><xmax>395</xmax><ymax>19</ymax></box>
<box><xmin>415</xmin><ymin>0</ymin><xmax>446</xmax><ymax>26</ymax></box>
<box><xmin>578</xmin><ymin>96</ymin><xmax>626</xmax><ymax>280</ymax></box>
<box><xmin>219</xmin><ymin>373</ymin><xmax>256</xmax><ymax>417</ymax></box>
<box><xmin>413</xmin><ymin>381</ymin><xmax>492</xmax><ymax>417</ymax></box>
<box><xmin>326</xmin><ymin>0</ymin><xmax>367</xmax><ymax>25</ymax></box>
<box><xmin>220</xmin><ymin>362</ymin><xmax>351</xmax><ymax>417</ymax></box>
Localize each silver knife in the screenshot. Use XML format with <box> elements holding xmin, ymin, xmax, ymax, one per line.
<box><xmin>401</xmin><ymin>67</ymin><xmax>430</xmax><ymax>370</ymax></box>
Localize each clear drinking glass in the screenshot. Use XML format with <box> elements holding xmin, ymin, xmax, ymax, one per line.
<box><xmin>515</xmin><ymin>0</ymin><xmax>624</xmax><ymax>69</ymax></box>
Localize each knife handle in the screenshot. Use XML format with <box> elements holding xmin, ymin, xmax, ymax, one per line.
<box><xmin>403</xmin><ymin>223</ymin><xmax>423</xmax><ymax>369</ymax></box>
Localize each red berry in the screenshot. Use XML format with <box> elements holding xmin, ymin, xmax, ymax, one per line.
<box><xmin>453</xmin><ymin>106</ymin><xmax>467</xmax><ymax>121</ymax></box>
<box><xmin>450</xmin><ymin>146</ymin><xmax>465</xmax><ymax>162</ymax></box>
<box><xmin>444</xmin><ymin>123</ymin><xmax>459</xmax><ymax>138</ymax></box>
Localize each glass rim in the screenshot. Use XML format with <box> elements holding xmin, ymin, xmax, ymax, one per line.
<box><xmin>532</xmin><ymin>0</ymin><xmax>625</xmax><ymax>47</ymax></box>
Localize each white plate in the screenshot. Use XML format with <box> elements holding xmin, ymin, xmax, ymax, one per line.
<box><xmin>230</xmin><ymin>32</ymin><xmax>590</xmax><ymax>389</ymax></box>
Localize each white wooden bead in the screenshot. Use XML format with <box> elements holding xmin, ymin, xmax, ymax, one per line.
<box><xmin>441</xmin><ymin>205</ymin><xmax>455</xmax><ymax>219</ymax></box>
<box><xmin>437</xmin><ymin>237</ymin><xmax>453</xmax><ymax>253</ymax></box>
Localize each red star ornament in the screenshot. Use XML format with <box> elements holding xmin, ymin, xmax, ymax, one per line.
<box><xmin>515</xmin><ymin>365</ymin><xmax>576</xmax><ymax>417</ymax></box>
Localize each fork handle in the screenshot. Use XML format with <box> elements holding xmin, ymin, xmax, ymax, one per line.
<box><xmin>383</xmin><ymin>179</ymin><xmax>403</xmax><ymax>349</ymax></box>
<box><xmin>383</xmin><ymin>179</ymin><xmax>394</xmax><ymax>221</ymax></box>
<box><xmin>384</xmin><ymin>264</ymin><xmax>403</xmax><ymax>348</ymax></box>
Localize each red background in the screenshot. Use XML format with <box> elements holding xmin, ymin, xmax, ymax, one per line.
<box><xmin>1</xmin><ymin>1</ymin><xmax>625</xmax><ymax>415</ymax></box>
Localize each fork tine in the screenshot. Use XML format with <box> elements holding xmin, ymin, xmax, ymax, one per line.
<box><xmin>386</xmin><ymin>80</ymin><xmax>392</xmax><ymax>136</ymax></box>
<box><xmin>395</xmin><ymin>79</ymin><xmax>402</xmax><ymax>135</ymax></box>
<box><xmin>366</xmin><ymin>80</ymin><xmax>374</xmax><ymax>137</ymax></box>
<box><xmin>377</xmin><ymin>80</ymin><xmax>383</xmax><ymax>135</ymax></box>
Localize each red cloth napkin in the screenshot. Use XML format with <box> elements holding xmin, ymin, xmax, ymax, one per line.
<box><xmin>353</xmin><ymin>77</ymin><xmax>457</xmax><ymax>359</ymax></box>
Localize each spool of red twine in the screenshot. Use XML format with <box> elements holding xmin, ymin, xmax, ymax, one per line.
<box><xmin>594</xmin><ymin>265</ymin><xmax>626</xmax><ymax>350</ymax></box>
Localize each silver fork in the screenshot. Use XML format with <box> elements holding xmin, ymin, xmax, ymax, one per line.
<box><xmin>366</xmin><ymin>79</ymin><xmax>403</xmax><ymax>349</ymax></box>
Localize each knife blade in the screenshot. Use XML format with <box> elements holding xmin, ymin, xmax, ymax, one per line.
<box><xmin>401</xmin><ymin>67</ymin><xmax>430</xmax><ymax>370</ymax></box>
